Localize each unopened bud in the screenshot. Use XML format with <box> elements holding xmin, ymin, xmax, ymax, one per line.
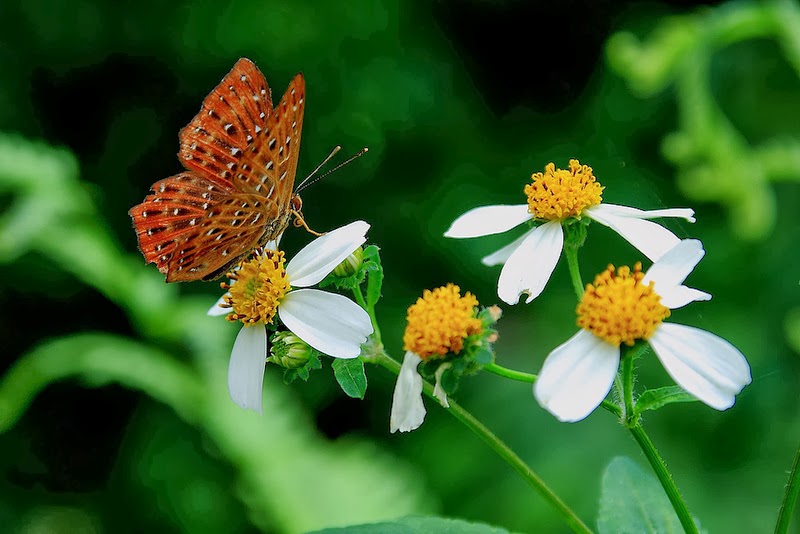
<box><xmin>268</xmin><ymin>332</ymin><xmax>313</xmax><ymax>369</ymax></box>
<box><xmin>333</xmin><ymin>246</ymin><xmax>364</xmax><ymax>277</ymax></box>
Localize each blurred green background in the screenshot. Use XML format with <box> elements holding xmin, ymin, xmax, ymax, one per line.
<box><xmin>1</xmin><ymin>0</ymin><xmax>799</xmax><ymax>532</ymax></box>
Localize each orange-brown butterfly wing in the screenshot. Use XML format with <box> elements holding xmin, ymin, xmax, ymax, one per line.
<box><xmin>129</xmin><ymin>58</ymin><xmax>306</xmax><ymax>282</ymax></box>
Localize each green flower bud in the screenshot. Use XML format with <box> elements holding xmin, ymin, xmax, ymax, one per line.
<box><xmin>268</xmin><ymin>331</ymin><xmax>313</xmax><ymax>369</ymax></box>
<box><xmin>333</xmin><ymin>246</ymin><xmax>364</xmax><ymax>277</ymax></box>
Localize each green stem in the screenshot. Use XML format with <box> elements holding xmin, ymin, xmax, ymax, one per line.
<box><xmin>376</xmin><ymin>352</ymin><xmax>593</xmax><ymax>534</ymax></box>
<box><xmin>775</xmin><ymin>440</ymin><xmax>800</xmax><ymax>534</ymax></box>
<box><xmin>628</xmin><ymin>424</ymin><xmax>698</xmax><ymax>534</ymax></box>
<box><xmin>564</xmin><ymin>245</ymin><xmax>584</xmax><ymax>299</ymax></box>
<box><xmin>354</xmin><ymin>285</ymin><xmax>382</xmax><ymax>344</ymax></box>
<box><xmin>483</xmin><ymin>362</ymin><xmax>537</xmax><ymax>382</ymax></box>
<box><xmin>621</xmin><ymin>355</ymin><xmax>635</xmax><ymax>424</ymax></box>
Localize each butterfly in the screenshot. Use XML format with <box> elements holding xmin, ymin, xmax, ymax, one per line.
<box><xmin>129</xmin><ymin>58</ymin><xmax>305</xmax><ymax>282</ymax></box>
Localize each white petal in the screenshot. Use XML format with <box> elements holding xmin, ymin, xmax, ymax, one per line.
<box><xmin>433</xmin><ymin>363</ymin><xmax>451</xmax><ymax>408</ymax></box>
<box><xmin>534</xmin><ymin>329</ymin><xmax>620</xmax><ymax>422</ymax></box>
<box><xmin>444</xmin><ymin>205</ymin><xmax>531</xmax><ymax>238</ymax></box>
<box><xmin>481</xmin><ymin>228</ymin><xmax>535</xmax><ymax>266</ymax></box>
<box><xmin>585</xmin><ymin>204</ymin><xmax>682</xmax><ymax>261</ymax></box>
<box><xmin>286</xmin><ymin>220</ymin><xmax>369</xmax><ymax>287</ymax></box>
<box><xmin>643</xmin><ymin>239</ymin><xmax>704</xmax><ymax>289</ymax></box>
<box><xmin>228</xmin><ymin>325</ymin><xmax>267</xmax><ymax>414</ymax></box>
<box><xmin>278</xmin><ymin>289</ymin><xmax>372</xmax><ymax>358</ymax></box>
<box><xmin>497</xmin><ymin>221</ymin><xmax>563</xmax><ymax>305</ymax></box>
<box><xmin>642</xmin><ymin>239</ymin><xmax>710</xmax><ymax>308</ymax></box>
<box><xmin>593</xmin><ymin>203</ymin><xmax>696</xmax><ymax>224</ymax></box>
<box><xmin>207</xmin><ymin>294</ymin><xmax>230</xmax><ymax>316</ymax></box>
<box><xmin>650</xmin><ymin>323</ymin><xmax>751</xmax><ymax>410</ymax></box>
<box><xmin>390</xmin><ymin>351</ymin><xmax>426</xmax><ymax>433</ymax></box>
<box><xmin>658</xmin><ymin>286</ymin><xmax>712</xmax><ymax>309</ymax></box>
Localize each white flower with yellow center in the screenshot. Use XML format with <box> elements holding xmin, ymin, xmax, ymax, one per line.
<box><xmin>391</xmin><ymin>284</ymin><xmax>484</xmax><ymax>433</ymax></box>
<box><xmin>444</xmin><ymin>160</ymin><xmax>696</xmax><ymax>305</ymax></box>
<box><xmin>208</xmin><ymin>221</ymin><xmax>374</xmax><ymax>413</ymax></box>
<box><xmin>533</xmin><ymin>239</ymin><xmax>751</xmax><ymax>422</ymax></box>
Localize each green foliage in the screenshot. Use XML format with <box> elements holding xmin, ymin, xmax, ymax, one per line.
<box><xmin>308</xmin><ymin>515</ymin><xmax>515</xmax><ymax>534</ymax></box>
<box><xmin>597</xmin><ymin>457</ymin><xmax>688</xmax><ymax>534</ymax></box>
<box><xmin>0</xmin><ymin>133</ymin><xmax>432</xmax><ymax>532</ymax></box>
<box><xmin>332</xmin><ymin>358</ymin><xmax>368</xmax><ymax>399</ymax></box>
<box><xmin>634</xmin><ymin>386</ymin><xmax>699</xmax><ymax>416</ymax></box>
<box><xmin>607</xmin><ymin>0</ymin><xmax>800</xmax><ymax>241</ymax></box>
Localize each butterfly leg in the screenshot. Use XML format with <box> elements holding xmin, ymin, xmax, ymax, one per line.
<box><xmin>292</xmin><ymin>209</ymin><xmax>324</xmax><ymax>236</ymax></box>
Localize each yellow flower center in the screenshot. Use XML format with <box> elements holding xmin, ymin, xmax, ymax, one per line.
<box><xmin>222</xmin><ymin>250</ymin><xmax>291</xmax><ymax>325</ymax></box>
<box><xmin>403</xmin><ymin>284</ymin><xmax>483</xmax><ymax>359</ymax></box>
<box><xmin>525</xmin><ymin>159</ymin><xmax>604</xmax><ymax>220</ymax></box>
<box><xmin>576</xmin><ymin>263</ymin><xmax>670</xmax><ymax>346</ymax></box>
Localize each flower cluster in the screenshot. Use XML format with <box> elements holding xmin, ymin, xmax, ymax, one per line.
<box><xmin>443</xmin><ymin>160</ymin><xmax>750</xmax><ymax>423</ymax></box>
<box><xmin>204</xmin><ymin>158</ymin><xmax>750</xmax><ymax>437</ymax></box>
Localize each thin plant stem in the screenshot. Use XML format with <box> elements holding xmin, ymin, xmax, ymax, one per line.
<box><xmin>621</xmin><ymin>355</ymin><xmax>635</xmax><ymax>423</ymax></box>
<box><xmin>775</xmin><ymin>440</ymin><xmax>800</xmax><ymax>534</ymax></box>
<box><xmin>375</xmin><ymin>352</ymin><xmax>594</xmax><ymax>534</ymax></box>
<box><xmin>628</xmin><ymin>424</ymin><xmax>699</xmax><ymax>534</ymax></box>
<box><xmin>563</xmin><ymin>245</ymin><xmax>584</xmax><ymax>299</ymax></box>
<box><xmin>483</xmin><ymin>362</ymin><xmax>537</xmax><ymax>382</ymax></box>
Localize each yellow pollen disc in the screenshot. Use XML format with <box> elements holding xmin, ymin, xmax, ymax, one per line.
<box><xmin>525</xmin><ymin>159</ymin><xmax>604</xmax><ymax>220</ymax></box>
<box><xmin>223</xmin><ymin>250</ymin><xmax>291</xmax><ymax>325</ymax></box>
<box><xmin>576</xmin><ymin>263</ymin><xmax>670</xmax><ymax>347</ymax></box>
<box><xmin>403</xmin><ymin>283</ymin><xmax>483</xmax><ymax>360</ymax></box>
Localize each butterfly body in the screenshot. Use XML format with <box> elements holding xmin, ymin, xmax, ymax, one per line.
<box><xmin>129</xmin><ymin>58</ymin><xmax>305</xmax><ymax>282</ymax></box>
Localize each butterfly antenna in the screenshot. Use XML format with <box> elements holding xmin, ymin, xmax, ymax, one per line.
<box><xmin>296</xmin><ymin>145</ymin><xmax>341</xmax><ymax>192</ymax></box>
<box><xmin>295</xmin><ymin>147</ymin><xmax>369</xmax><ymax>194</ymax></box>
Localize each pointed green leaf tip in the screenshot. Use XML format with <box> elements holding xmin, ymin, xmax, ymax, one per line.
<box><xmin>634</xmin><ymin>385</ymin><xmax>698</xmax><ymax>416</ymax></box>
<box><xmin>306</xmin><ymin>515</ymin><xmax>515</xmax><ymax>533</ymax></box>
<box><xmin>598</xmin><ymin>456</ymin><xmax>700</xmax><ymax>534</ymax></box>
<box><xmin>333</xmin><ymin>358</ymin><xmax>368</xmax><ymax>399</ymax></box>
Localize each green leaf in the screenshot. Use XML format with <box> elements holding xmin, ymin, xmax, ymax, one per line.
<box><xmin>364</xmin><ymin>245</ymin><xmax>384</xmax><ymax>308</ymax></box>
<box><xmin>634</xmin><ymin>386</ymin><xmax>698</xmax><ymax>415</ymax></box>
<box><xmin>332</xmin><ymin>358</ymin><xmax>368</xmax><ymax>399</ymax></box>
<box><xmin>597</xmin><ymin>457</ymin><xmax>686</xmax><ymax>534</ymax></box>
<box><xmin>307</xmin><ymin>515</ymin><xmax>514</xmax><ymax>534</ymax></box>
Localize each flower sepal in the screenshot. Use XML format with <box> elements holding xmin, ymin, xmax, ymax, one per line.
<box><xmin>268</xmin><ymin>331</ymin><xmax>324</xmax><ymax>384</ymax></box>
<box><xmin>562</xmin><ymin>216</ymin><xmax>590</xmax><ymax>250</ymax></box>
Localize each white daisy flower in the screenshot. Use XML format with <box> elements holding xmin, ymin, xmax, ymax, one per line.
<box><xmin>533</xmin><ymin>239</ymin><xmax>751</xmax><ymax>422</ymax></box>
<box><xmin>390</xmin><ymin>284</ymin><xmax>484</xmax><ymax>433</ymax></box>
<box><xmin>444</xmin><ymin>160</ymin><xmax>696</xmax><ymax>305</ymax></box>
<box><xmin>208</xmin><ymin>221</ymin><xmax>374</xmax><ymax>414</ymax></box>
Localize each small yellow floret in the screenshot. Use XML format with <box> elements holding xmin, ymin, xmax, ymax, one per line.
<box><xmin>223</xmin><ymin>250</ymin><xmax>291</xmax><ymax>325</ymax></box>
<box><xmin>576</xmin><ymin>263</ymin><xmax>670</xmax><ymax>346</ymax></box>
<box><xmin>525</xmin><ymin>159</ymin><xmax>603</xmax><ymax>220</ymax></box>
<box><xmin>403</xmin><ymin>284</ymin><xmax>483</xmax><ymax>359</ymax></box>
